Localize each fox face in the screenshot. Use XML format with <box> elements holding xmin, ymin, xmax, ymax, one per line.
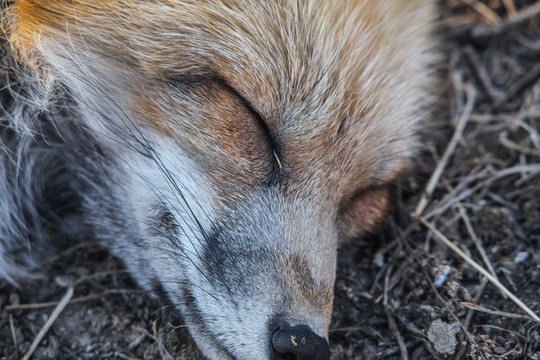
<box><xmin>2</xmin><ymin>0</ymin><xmax>436</xmax><ymax>359</ymax></box>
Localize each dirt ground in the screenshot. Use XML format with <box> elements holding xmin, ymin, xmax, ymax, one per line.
<box><xmin>1</xmin><ymin>0</ymin><xmax>540</xmax><ymax>359</ymax></box>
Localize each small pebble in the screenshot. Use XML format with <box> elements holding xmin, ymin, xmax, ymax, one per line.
<box><xmin>373</xmin><ymin>253</ymin><xmax>384</xmax><ymax>268</ymax></box>
<box><xmin>427</xmin><ymin>319</ymin><xmax>460</xmax><ymax>355</ymax></box>
<box><xmin>514</xmin><ymin>251</ymin><xmax>528</xmax><ymax>263</ymax></box>
<box><xmin>434</xmin><ymin>265</ymin><xmax>452</xmax><ymax>287</ymax></box>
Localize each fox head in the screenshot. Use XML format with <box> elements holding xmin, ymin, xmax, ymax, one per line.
<box><xmin>5</xmin><ymin>0</ymin><xmax>436</xmax><ymax>358</ymax></box>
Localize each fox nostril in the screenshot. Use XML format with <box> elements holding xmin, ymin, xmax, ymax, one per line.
<box><xmin>271</xmin><ymin>323</ymin><xmax>329</xmax><ymax>360</ymax></box>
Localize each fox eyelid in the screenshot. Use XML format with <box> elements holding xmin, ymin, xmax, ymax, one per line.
<box><xmin>215</xmin><ymin>79</ymin><xmax>285</xmax><ymax>185</ymax></box>
<box><xmin>167</xmin><ymin>75</ymin><xmax>284</xmax><ymax>185</ymax></box>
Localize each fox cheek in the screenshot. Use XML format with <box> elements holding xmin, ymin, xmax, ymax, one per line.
<box><xmin>337</xmin><ymin>187</ymin><xmax>390</xmax><ymax>240</ymax></box>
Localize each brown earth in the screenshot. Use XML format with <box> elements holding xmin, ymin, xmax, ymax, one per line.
<box><xmin>1</xmin><ymin>1</ymin><xmax>539</xmax><ymax>359</ymax></box>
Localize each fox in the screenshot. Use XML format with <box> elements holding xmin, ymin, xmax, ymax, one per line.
<box><xmin>0</xmin><ymin>0</ymin><xmax>437</xmax><ymax>359</ymax></box>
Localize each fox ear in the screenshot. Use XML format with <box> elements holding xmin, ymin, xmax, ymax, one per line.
<box><xmin>6</xmin><ymin>1</ymin><xmax>144</xmax><ymax>119</ymax></box>
<box><xmin>337</xmin><ymin>187</ymin><xmax>390</xmax><ymax>240</ymax></box>
<box><xmin>6</xmin><ymin>1</ymin><xmax>77</xmax><ymax>68</ymax></box>
<box><xmin>6</xmin><ymin>1</ymin><xmax>133</xmax><ymax>78</ymax></box>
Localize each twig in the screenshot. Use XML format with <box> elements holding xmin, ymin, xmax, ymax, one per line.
<box><xmin>415</xmin><ymin>85</ymin><xmax>476</xmax><ymax>217</ymax></box>
<box><xmin>472</xmin><ymin>1</ymin><xmax>540</xmax><ymax>37</ymax></box>
<box><xmin>417</xmin><ymin>264</ymin><xmax>482</xmax><ymax>354</ymax></box>
<box><xmin>457</xmin><ymin>205</ymin><xmax>500</xmax><ymax>284</ymax></box>
<box><xmin>460</xmin><ymin>302</ymin><xmax>535</xmax><ymax>321</ymax></box>
<box><xmin>471</xmin><ymin>324</ymin><xmax>527</xmax><ymax>340</ymax></box>
<box><xmin>462</xmin><ymin>0</ymin><xmax>501</xmax><ymax>23</ymax></box>
<box><xmin>503</xmin><ymin>0</ymin><xmax>517</xmax><ymax>18</ymax></box>
<box><xmin>479</xmin><ymin>164</ymin><xmax>540</xmax><ymax>182</ymax></box>
<box><xmin>22</xmin><ymin>286</ymin><xmax>74</xmax><ymax>360</ymax></box>
<box><xmin>516</xmin><ymin>119</ymin><xmax>540</xmax><ymax>151</ymax></box>
<box><xmin>383</xmin><ymin>268</ymin><xmax>409</xmax><ymax>360</ymax></box>
<box><xmin>463</xmin><ymin>46</ymin><xmax>505</xmax><ymax>103</ymax></box>
<box><xmin>503</xmin><ymin>62</ymin><xmax>540</xmax><ymax>104</ymax></box>
<box><xmin>330</xmin><ymin>326</ymin><xmax>365</xmax><ymax>333</ymax></box>
<box><xmin>113</xmin><ymin>345</ymin><xmax>140</xmax><ymax>360</ymax></box>
<box><xmin>420</xmin><ymin>218</ymin><xmax>540</xmax><ymax>323</ymax></box>
<box><xmin>9</xmin><ymin>313</ymin><xmax>17</xmax><ymax>348</ymax></box>
<box><xmin>6</xmin><ymin>289</ymin><xmax>137</xmax><ymax>311</ymax></box>
<box><xmin>499</xmin><ymin>130</ymin><xmax>540</xmax><ymax>156</ymax></box>
<box><xmin>143</xmin><ymin>330</ymin><xmax>174</xmax><ymax>360</ymax></box>
<box><xmin>377</xmin><ymin>340</ymin><xmax>423</xmax><ymax>358</ymax></box>
<box><xmin>423</xmin><ymin>164</ymin><xmax>540</xmax><ymax>220</ymax></box>
<box><xmin>454</xmin><ymin>277</ymin><xmax>489</xmax><ymax>360</ymax></box>
<box><xmin>466</xmin><ymin>278</ymin><xmax>488</xmax><ymax>328</ymax></box>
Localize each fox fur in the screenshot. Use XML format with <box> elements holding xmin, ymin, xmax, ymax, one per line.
<box><xmin>0</xmin><ymin>1</ymin><xmax>437</xmax><ymax>359</ymax></box>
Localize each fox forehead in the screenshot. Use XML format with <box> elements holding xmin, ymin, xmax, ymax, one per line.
<box><xmin>11</xmin><ymin>1</ymin><xmax>431</xmax><ymax>104</ymax></box>
<box><xmin>9</xmin><ymin>0</ymin><xmax>435</xmax><ymax>199</ymax></box>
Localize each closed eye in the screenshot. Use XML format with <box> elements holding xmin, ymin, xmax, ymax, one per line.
<box><xmin>139</xmin><ymin>76</ymin><xmax>281</xmax><ymax>190</ymax></box>
<box><xmin>337</xmin><ymin>184</ymin><xmax>391</xmax><ymax>239</ymax></box>
<box><xmin>214</xmin><ymin>78</ymin><xmax>284</xmax><ymax>186</ymax></box>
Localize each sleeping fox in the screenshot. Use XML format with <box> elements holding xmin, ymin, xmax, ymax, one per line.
<box><xmin>0</xmin><ymin>1</ymin><xmax>436</xmax><ymax>359</ymax></box>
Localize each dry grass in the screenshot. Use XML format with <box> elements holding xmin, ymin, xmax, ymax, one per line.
<box><xmin>331</xmin><ymin>1</ymin><xmax>540</xmax><ymax>359</ymax></box>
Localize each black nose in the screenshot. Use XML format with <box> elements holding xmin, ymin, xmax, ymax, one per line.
<box><xmin>271</xmin><ymin>323</ymin><xmax>329</xmax><ymax>360</ymax></box>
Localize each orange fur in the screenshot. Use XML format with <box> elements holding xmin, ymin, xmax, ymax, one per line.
<box><xmin>134</xmin><ymin>80</ymin><xmax>274</xmax><ymax>198</ymax></box>
<box><xmin>8</xmin><ymin>0</ymin><xmax>436</xmax><ymax>236</ymax></box>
